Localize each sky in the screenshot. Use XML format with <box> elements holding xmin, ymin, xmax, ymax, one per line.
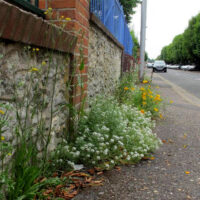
<box><xmin>130</xmin><ymin>0</ymin><xmax>200</xmax><ymax>59</ymax></box>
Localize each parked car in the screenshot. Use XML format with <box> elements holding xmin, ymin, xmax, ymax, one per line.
<box><xmin>153</xmin><ymin>60</ymin><xmax>167</xmax><ymax>72</ymax></box>
<box><xmin>167</xmin><ymin>65</ymin><xmax>180</xmax><ymax>69</ymax></box>
<box><xmin>180</xmin><ymin>65</ymin><xmax>195</xmax><ymax>70</ymax></box>
<box><xmin>147</xmin><ymin>63</ymin><xmax>154</xmax><ymax>68</ymax></box>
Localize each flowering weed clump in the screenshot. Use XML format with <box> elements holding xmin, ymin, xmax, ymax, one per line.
<box><xmin>64</xmin><ymin>96</ymin><xmax>162</xmax><ymax>170</ymax></box>
<box><xmin>115</xmin><ymin>72</ymin><xmax>164</xmax><ymax>118</ymax></box>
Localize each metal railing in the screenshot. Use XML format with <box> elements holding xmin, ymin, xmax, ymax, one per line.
<box><xmin>6</xmin><ymin>0</ymin><xmax>44</xmax><ymax>17</ymax></box>
<box><xmin>90</xmin><ymin>0</ymin><xmax>133</xmax><ymax>55</ymax></box>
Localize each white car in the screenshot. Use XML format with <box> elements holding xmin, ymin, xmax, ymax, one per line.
<box><xmin>180</xmin><ymin>65</ymin><xmax>195</xmax><ymax>70</ymax></box>
<box><xmin>153</xmin><ymin>60</ymin><xmax>167</xmax><ymax>72</ymax></box>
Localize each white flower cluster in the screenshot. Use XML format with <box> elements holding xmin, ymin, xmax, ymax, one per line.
<box><xmin>64</xmin><ymin>96</ymin><xmax>162</xmax><ymax>169</ymax></box>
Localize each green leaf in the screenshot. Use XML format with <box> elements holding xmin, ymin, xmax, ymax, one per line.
<box><xmin>79</xmin><ymin>60</ymin><xmax>84</xmax><ymax>71</ymax></box>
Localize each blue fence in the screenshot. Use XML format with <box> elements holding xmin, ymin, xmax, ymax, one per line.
<box><xmin>90</xmin><ymin>0</ymin><xmax>133</xmax><ymax>55</ymax></box>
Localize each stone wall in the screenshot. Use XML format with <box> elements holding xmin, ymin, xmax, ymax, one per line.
<box><xmin>88</xmin><ymin>15</ymin><xmax>123</xmax><ymax>99</ymax></box>
<box><xmin>0</xmin><ymin>40</ymin><xmax>70</xmax><ymax>151</ymax></box>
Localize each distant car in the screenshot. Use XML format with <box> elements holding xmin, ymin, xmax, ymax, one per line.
<box><xmin>180</xmin><ymin>65</ymin><xmax>195</xmax><ymax>70</ymax></box>
<box><xmin>167</xmin><ymin>65</ymin><xmax>180</xmax><ymax>69</ymax></box>
<box><xmin>153</xmin><ymin>60</ymin><xmax>167</xmax><ymax>72</ymax></box>
<box><xmin>147</xmin><ymin>63</ymin><xmax>154</xmax><ymax>68</ymax></box>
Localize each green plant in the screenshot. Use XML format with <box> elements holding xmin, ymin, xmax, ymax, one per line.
<box><xmin>115</xmin><ymin>72</ymin><xmax>163</xmax><ymax>118</ymax></box>
<box><xmin>66</xmin><ymin>96</ymin><xmax>162</xmax><ymax>170</ymax></box>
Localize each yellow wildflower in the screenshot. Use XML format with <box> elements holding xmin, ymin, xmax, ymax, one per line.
<box><xmin>156</xmin><ymin>86</ymin><xmax>160</xmax><ymax>89</ymax></box>
<box><xmin>42</xmin><ymin>61</ymin><xmax>46</xmax><ymax>66</ymax></box>
<box><xmin>185</xmin><ymin>171</ymin><xmax>190</xmax><ymax>174</ymax></box>
<box><xmin>140</xmin><ymin>109</ymin><xmax>145</xmax><ymax>114</ymax></box>
<box><xmin>170</xmin><ymin>100</ymin><xmax>174</xmax><ymax>104</ymax></box>
<box><xmin>131</xmin><ymin>87</ymin><xmax>135</xmax><ymax>91</ymax></box>
<box><xmin>30</xmin><ymin>67</ymin><xmax>39</xmax><ymax>72</ymax></box>
<box><xmin>65</xmin><ymin>17</ymin><xmax>71</xmax><ymax>21</ymax></box>
<box><xmin>148</xmin><ymin>89</ymin><xmax>152</xmax><ymax>94</ymax></box>
<box><xmin>48</xmin><ymin>7</ymin><xmax>52</xmax><ymax>11</ymax></box>
<box><xmin>36</xmin><ymin>48</ymin><xmax>39</xmax><ymax>51</ymax></box>
<box><xmin>142</xmin><ymin>96</ymin><xmax>147</xmax><ymax>101</ymax></box>
<box><xmin>154</xmin><ymin>108</ymin><xmax>159</xmax><ymax>112</ymax></box>
<box><xmin>61</xmin><ymin>15</ymin><xmax>65</xmax><ymax>19</ymax></box>
<box><xmin>142</xmin><ymin>102</ymin><xmax>147</xmax><ymax>105</ymax></box>
<box><xmin>44</xmin><ymin>11</ymin><xmax>48</xmax><ymax>15</ymax></box>
<box><xmin>140</xmin><ymin>87</ymin><xmax>145</xmax><ymax>91</ymax></box>
<box><xmin>149</xmin><ymin>95</ymin><xmax>153</xmax><ymax>98</ymax></box>
<box><xmin>8</xmin><ymin>153</ymin><xmax>12</xmax><ymax>156</ymax></box>
<box><xmin>0</xmin><ymin>110</ymin><xmax>5</xmax><ymax>115</ymax></box>
<box><xmin>1</xmin><ymin>136</ymin><xmax>5</xmax><ymax>141</ymax></box>
<box><xmin>159</xmin><ymin>114</ymin><xmax>163</xmax><ymax>119</ymax></box>
<box><xmin>124</xmin><ymin>87</ymin><xmax>129</xmax><ymax>91</ymax></box>
<box><xmin>33</xmin><ymin>48</ymin><xmax>36</xmax><ymax>51</ymax></box>
<box><xmin>143</xmin><ymin>80</ymin><xmax>148</xmax><ymax>84</ymax></box>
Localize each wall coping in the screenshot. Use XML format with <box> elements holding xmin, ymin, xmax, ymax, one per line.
<box><xmin>0</xmin><ymin>0</ymin><xmax>77</xmax><ymax>53</ymax></box>
<box><xmin>90</xmin><ymin>13</ymin><xmax>124</xmax><ymax>51</ymax></box>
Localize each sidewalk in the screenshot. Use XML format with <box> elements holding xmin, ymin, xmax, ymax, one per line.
<box><xmin>74</xmin><ymin>73</ymin><xmax>200</xmax><ymax>200</ymax></box>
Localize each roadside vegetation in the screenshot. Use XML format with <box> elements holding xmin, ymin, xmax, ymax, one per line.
<box><xmin>0</xmin><ymin>7</ymin><xmax>164</xmax><ymax>200</ymax></box>
<box><xmin>0</xmin><ymin>64</ymin><xmax>164</xmax><ymax>199</ymax></box>
<box><xmin>159</xmin><ymin>13</ymin><xmax>200</xmax><ymax>69</ymax></box>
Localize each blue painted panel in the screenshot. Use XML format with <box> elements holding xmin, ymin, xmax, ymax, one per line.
<box><xmin>90</xmin><ymin>0</ymin><xmax>134</xmax><ymax>55</ymax></box>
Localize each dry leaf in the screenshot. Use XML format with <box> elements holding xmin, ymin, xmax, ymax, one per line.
<box><xmin>87</xmin><ymin>168</ymin><xmax>95</xmax><ymax>175</ymax></box>
<box><xmin>43</xmin><ymin>189</ymin><xmax>53</xmax><ymax>196</ymax></box>
<box><xmin>97</xmin><ymin>171</ymin><xmax>103</xmax><ymax>175</ymax></box>
<box><xmin>115</xmin><ymin>166</ymin><xmax>121</xmax><ymax>171</ymax></box>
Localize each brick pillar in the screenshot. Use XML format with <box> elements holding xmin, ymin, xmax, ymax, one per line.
<box><xmin>39</xmin><ymin>0</ymin><xmax>89</xmax><ymax>108</ymax></box>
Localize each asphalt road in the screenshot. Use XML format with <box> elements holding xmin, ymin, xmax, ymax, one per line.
<box><xmin>151</xmin><ymin>69</ymin><xmax>200</xmax><ymax>99</ymax></box>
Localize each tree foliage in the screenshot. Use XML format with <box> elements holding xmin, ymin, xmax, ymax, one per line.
<box><xmin>119</xmin><ymin>0</ymin><xmax>140</xmax><ymax>23</ymax></box>
<box><xmin>159</xmin><ymin>13</ymin><xmax>200</xmax><ymax>69</ymax></box>
<box><xmin>130</xmin><ymin>30</ymin><xmax>139</xmax><ymax>59</ymax></box>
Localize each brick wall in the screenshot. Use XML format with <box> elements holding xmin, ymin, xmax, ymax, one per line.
<box><xmin>40</xmin><ymin>0</ymin><xmax>90</xmax><ymax>108</ymax></box>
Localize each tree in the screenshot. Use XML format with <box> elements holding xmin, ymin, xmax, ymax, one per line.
<box><xmin>159</xmin><ymin>12</ymin><xmax>200</xmax><ymax>69</ymax></box>
<box><xmin>119</xmin><ymin>0</ymin><xmax>140</xmax><ymax>23</ymax></box>
<box><xmin>130</xmin><ymin>30</ymin><xmax>139</xmax><ymax>59</ymax></box>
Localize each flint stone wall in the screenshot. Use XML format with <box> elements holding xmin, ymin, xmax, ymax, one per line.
<box><xmin>0</xmin><ymin>40</ymin><xmax>69</xmax><ymax>151</ymax></box>
<box><xmin>88</xmin><ymin>16</ymin><xmax>123</xmax><ymax>99</ymax></box>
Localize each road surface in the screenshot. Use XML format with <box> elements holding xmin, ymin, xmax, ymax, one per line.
<box><xmin>151</xmin><ymin>69</ymin><xmax>200</xmax><ymax>99</ymax></box>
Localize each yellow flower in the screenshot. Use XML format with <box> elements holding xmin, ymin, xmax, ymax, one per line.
<box><xmin>48</xmin><ymin>7</ymin><xmax>52</xmax><ymax>11</ymax></box>
<box><xmin>140</xmin><ymin>109</ymin><xmax>145</xmax><ymax>114</ymax></box>
<box><xmin>36</xmin><ymin>48</ymin><xmax>39</xmax><ymax>51</ymax></box>
<box><xmin>44</xmin><ymin>11</ymin><xmax>48</xmax><ymax>15</ymax></box>
<box><xmin>42</xmin><ymin>61</ymin><xmax>46</xmax><ymax>66</ymax></box>
<box><xmin>170</xmin><ymin>100</ymin><xmax>174</xmax><ymax>104</ymax></box>
<box><xmin>156</xmin><ymin>86</ymin><xmax>160</xmax><ymax>89</ymax></box>
<box><xmin>61</xmin><ymin>15</ymin><xmax>65</xmax><ymax>19</ymax></box>
<box><xmin>143</xmin><ymin>80</ymin><xmax>148</xmax><ymax>84</ymax></box>
<box><xmin>140</xmin><ymin>87</ymin><xmax>145</xmax><ymax>91</ymax></box>
<box><xmin>185</xmin><ymin>171</ymin><xmax>190</xmax><ymax>174</ymax></box>
<box><xmin>159</xmin><ymin>114</ymin><xmax>163</xmax><ymax>119</ymax></box>
<box><xmin>8</xmin><ymin>153</ymin><xmax>12</xmax><ymax>156</ymax></box>
<box><xmin>148</xmin><ymin>89</ymin><xmax>152</xmax><ymax>94</ymax></box>
<box><xmin>1</xmin><ymin>136</ymin><xmax>5</xmax><ymax>141</ymax></box>
<box><xmin>142</xmin><ymin>102</ymin><xmax>147</xmax><ymax>105</ymax></box>
<box><xmin>0</xmin><ymin>110</ymin><xmax>5</xmax><ymax>115</ymax></box>
<box><xmin>142</xmin><ymin>96</ymin><xmax>146</xmax><ymax>100</ymax></box>
<box><xmin>124</xmin><ymin>87</ymin><xmax>129</xmax><ymax>91</ymax></box>
<box><xmin>154</xmin><ymin>108</ymin><xmax>159</xmax><ymax>112</ymax></box>
<box><xmin>65</xmin><ymin>17</ymin><xmax>71</xmax><ymax>21</ymax></box>
<box><xmin>30</xmin><ymin>67</ymin><xmax>39</xmax><ymax>72</ymax></box>
<box><xmin>33</xmin><ymin>48</ymin><xmax>36</xmax><ymax>51</ymax></box>
<box><xmin>131</xmin><ymin>87</ymin><xmax>135</xmax><ymax>91</ymax></box>
<box><xmin>149</xmin><ymin>95</ymin><xmax>153</xmax><ymax>98</ymax></box>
